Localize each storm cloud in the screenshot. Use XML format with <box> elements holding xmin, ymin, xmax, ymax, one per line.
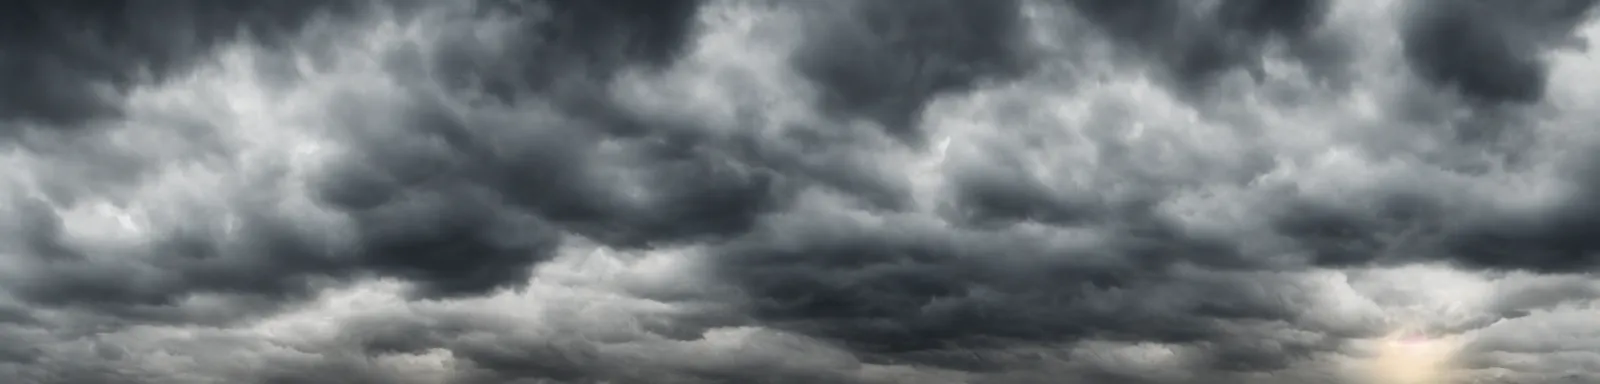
<box><xmin>1</xmin><ymin>0</ymin><xmax>1598</xmax><ymax>383</ymax></box>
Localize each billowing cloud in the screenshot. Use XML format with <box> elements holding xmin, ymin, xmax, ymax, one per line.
<box><xmin>789</xmin><ymin>0</ymin><xmax>1037</xmax><ymax>141</ymax></box>
<box><xmin>1</xmin><ymin>0</ymin><xmax>1597</xmax><ymax>383</ymax></box>
<box><xmin>0</xmin><ymin>0</ymin><xmax>376</xmax><ymax>129</ymax></box>
<box><xmin>1399</xmin><ymin>0</ymin><xmax>1597</xmax><ymax>104</ymax></box>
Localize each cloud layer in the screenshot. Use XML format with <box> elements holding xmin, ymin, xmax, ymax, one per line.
<box><xmin>2</xmin><ymin>0</ymin><xmax>1598</xmax><ymax>383</ymax></box>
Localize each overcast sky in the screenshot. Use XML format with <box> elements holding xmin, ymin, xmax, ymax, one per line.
<box><xmin>2</xmin><ymin>1</ymin><xmax>1598</xmax><ymax>383</ymax></box>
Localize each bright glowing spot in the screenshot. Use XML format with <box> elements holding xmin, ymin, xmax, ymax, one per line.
<box><xmin>1366</xmin><ymin>329</ymin><xmax>1458</xmax><ymax>384</ymax></box>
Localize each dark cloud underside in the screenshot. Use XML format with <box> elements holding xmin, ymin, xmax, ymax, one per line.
<box><xmin>0</xmin><ymin>0</ymin><xmax>368</xmax><ymax>129</ymax></box>
<box><xmin>6</xmin><ymin>0</ymin><xmax>731</xmax><ymax>308</ymax></box>
<box><xmin>1065</xmin><ymin>0</ymin><xmax>1335</xmax><ymax>89</ymax></box>
<box><xmin>792</xmin><ymin>0</ymin><xmax>1036</xmax><ymax>141</ymax></box>
<box><xmin>1400</xmin><ymin>0</ymin><xmax>1597</xmax><ymax>104</ymax></box>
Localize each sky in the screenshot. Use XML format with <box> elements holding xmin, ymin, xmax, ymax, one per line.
<box><xmin>1</xmin><ymin>0</ymin><xmax>1598</xmax><ymax>383</ymax></box>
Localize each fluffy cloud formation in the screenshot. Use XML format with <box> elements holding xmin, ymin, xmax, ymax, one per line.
<box><xmin>1</xmin><ymin>0</ymin><xmax>1598</xmax><ymax>383</ymax></box>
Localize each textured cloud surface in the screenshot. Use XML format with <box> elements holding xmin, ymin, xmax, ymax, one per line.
<box><xmin>2</xmin><ymin>1</ymin><xmax>1598</xmax><ymax>383</ymax></box>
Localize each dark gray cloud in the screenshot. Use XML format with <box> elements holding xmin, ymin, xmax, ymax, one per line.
<box><xmin>3</xmin><ymin>0</ymin><xmax>1600</xmax><ymax>383</ymax></box>
<box><xmin>1</xmin><ymin>0</ymin><xmax>746</xmax><ymax>314</ymax></box>
<box><xmin>1259</xmin><ymin>145</ymin><xmax>1600</xmax><ymax>273</ymax></box>
<box><xmin>0</xmin><ymin>0</ymin><xmax>370</xmax><ymax>130</ymax></box>
<box><xmin>430</xmin><ymin>0</ymin><xmax>703</xmax><ymax>103</ymax></box>
<box><xmin>1063</xmin><ymin>0</ymin><xmax>1339</xmax><ymax>89</ymax></box>
<box><xmin>1400</xmin><ymin>0</ymin><xmax>1598</xmax><ymax>104</ymax></box>
<box><xmin>1437</xmin><ymin>150</ymin><xmax>1600</xmax><ymax>273</ymax></box>
<box><xmin>708</xmin><ymin>207</ymin><xmax>1368</xmax><ymax>372</ymax></box>
<box><xmin>790</xmin><ymin>0</ymin><xmax>1037</xmax><ymax>141</ymax></box>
